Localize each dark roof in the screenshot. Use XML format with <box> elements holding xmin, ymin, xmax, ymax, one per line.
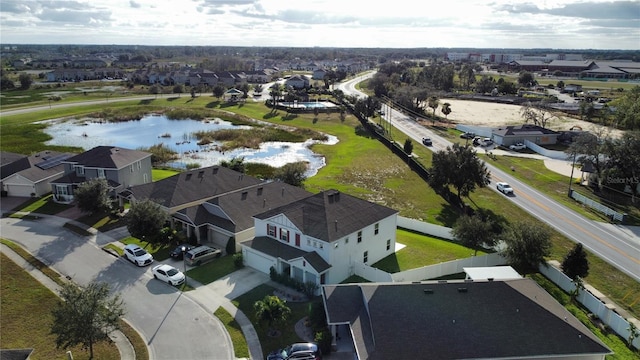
<box><xmin>64</xmin><ymin>146</ymin><xmax>150</xmax><ymax>169</ymax></box>
<box><xmin>322</xmin><ymin>280</ymin><xmax>610</xmax><ymax>360</ymax></box>
<box><xmin>1</xmin><ymin>151</ymin><xmax>30</xmax><ymax>179</ymax></box>
<box><xmin>254</xmin><ymin>190</ymin><xmax>398</xmax><ymax>243</ymax></box>
<box><xmin>176</xmin><ymin>181</ymin><xmax>312</xmax><ymax>232</ymax></box>
<box><xmin>124</xmin><ymin>165</ymin><xmax>263</xmax><ymax>210</ymax></box>
<box><xmin>493</xmin><ymin>124</ymin><xmax>559</xmax><ymax>137</ymax></box>
<box><xmin>13</xmin><ymin>151</ymin><xmax>72</xmax><ymax>182</ymax></box>
<box><xmin>0</xmin><ymin>348</ymin><xmax>34</xmax><ymax>360</ymax></box>
<box><xmin>242</xmin><ymin>236</ymin><xmax>331</xmax><ymax>273</ymax></box>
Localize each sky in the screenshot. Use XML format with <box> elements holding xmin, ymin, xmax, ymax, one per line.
<box><xmin>1</xmin><ymin>0</ymin><xmax>639</xmax><ymax>50</ymax></box>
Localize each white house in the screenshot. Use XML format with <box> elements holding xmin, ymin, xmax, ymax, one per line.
<box><xmin>241</xmin><ymin>190</ymin><xmax>398</xmax><ymax>294</ymax></box>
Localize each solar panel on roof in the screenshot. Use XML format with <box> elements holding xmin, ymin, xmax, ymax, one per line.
<box><xmin>35</xmin><ymin>154</ymin><xmax>72</xmax><ymax>170</ymax></box>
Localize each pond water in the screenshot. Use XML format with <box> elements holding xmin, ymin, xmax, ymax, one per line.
<box><xmin>42</xmin><ymin>114</ymin><xmax>337</xmax><ymax>177</ymax></box>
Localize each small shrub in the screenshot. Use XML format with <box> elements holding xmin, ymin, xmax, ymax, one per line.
<box><xmin>233</xmin><ymin>253</ymin><xmax>244</xmax><ymax>268</ymax></box>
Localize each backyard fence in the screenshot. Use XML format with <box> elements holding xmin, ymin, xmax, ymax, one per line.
<box><xmin>539</xmin><ymin>261</ymin><xmax>640</xmax><ymax>350</ymax></box>
<box><xmin>524</xmin><ymin>140</ymin><xmax>568</xmax><ymax>159</ymax></box>
<box><xmin>397</xmin><ymin>216</ymin><xmax>453</xmax><ymax>240</ymax></box>
<box><xmin>569</xmin><ymin>190</ymin><xmax>626</xmax><ymax>222</ymax></box>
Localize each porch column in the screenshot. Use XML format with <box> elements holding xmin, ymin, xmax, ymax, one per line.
<box><xmin>331</xmin><ymin>324</ymin><xmax>338</xmax><ymax>351</ymax></box>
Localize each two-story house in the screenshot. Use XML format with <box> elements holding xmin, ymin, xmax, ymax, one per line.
<box><xmin>241</xmin><ymin>190</ymin><xmax>398</xmax><ymax>293</ymax></box>
<box><xmin>51</xmin><ymin>146</ymin><xmax>152</xmax><ymax>204</ymax></box>
<box><xmin>1</xmin><ymin>150</ymin><xmax>73</xmax><ymax>197</ymax></box>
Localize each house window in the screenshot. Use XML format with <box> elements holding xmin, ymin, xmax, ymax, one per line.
<box><xmin>386</xmin><ymin>239</ymin><xmax>391</xmax><ymax>251</ymax></box>
<box><xmin>375</xmin><ymin>223</ymin><xmax>379</xmax><ymax>235</ymax></box>
<box><xmin>345</xmin><ymin>237</ymin><xmax>349</xmax><ymax>244</ymax></box>
<box><xmin>267</xmin><ymin>224</ymin><xmax>276</xmax><ymax>237</ymax></box>
<box><xmin>137</xmin><ymin>161</ymin><xmax>141</xmax><ymax>169</ymax></box>
<box><xmin>357</xmin><ymin>231</ymin><xmax>362</xmax><ymax>243</ymax></box>
<box><xmin>363</xmin><ymin>251</ymin><xmax>368</xmax><ymax>264</ymax></box>
<box><xmin>97</xmin><ymin>168</ymin><xmax>105</xmax><ymax>178</ymax></box>
<box><xmin>56</xmin><ymin>185</ymin><xmax>69</xmax><ymax>195</ymax></box>
<box><xmin>130</xmin><ymin>164</ymin><xmax>134</xmax><ymax>172</ymax></box>
<box><xmin>74</xmin><ymin>166</ymin><xmax>84</xmax><ymax>176</ymax></box>
<box><xmin>280</xmin><ymin>229</ymin><xmax>289</xmax><ymax>242</ymax></box>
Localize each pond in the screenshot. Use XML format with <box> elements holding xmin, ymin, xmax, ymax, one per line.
<box><xmin>42</xmin><ymin>114</ymin><xmax>337</xmax><ymax>177</ymax></box>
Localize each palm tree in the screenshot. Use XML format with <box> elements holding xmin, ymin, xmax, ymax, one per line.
<box><xmin>269</xmin><ymin>83</ymin><xmax>283</xmax><ymax>112</ymax></box>
<box><xmin>254</xmin><ymin>295</ymin><xmax>291</xmax><ymax>336</ymax></box>
<box><xmin>441</xmin><ymin>102</ymin><xmax>451</xmax><ymax>120</ymax></box>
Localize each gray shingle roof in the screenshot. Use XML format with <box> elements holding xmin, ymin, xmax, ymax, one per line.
<box><xmin>493</xmin><ymin>124</ymin><xmax>559</xmax><ymax>137</ymax></box>
<box><xmin>1</xmin><ymin>151</ymin><xmax>30</xmax><ymax>179</ymax></box>
<box><xmin>242</xmin><ymin>236</ymin><xmax>331</xmax><ymax>273</ymax></box>
<box><xmin>254</xmin><ymin>190</ymin><xmax>398</xmax><ymax>243</ymax></box>
<box><xmin>322</xmin><ymin>280</ymin><xmax>611</xmax><ymax>360</ymax></box>
<box><xmin>125</xmin><ymin>165</ymin><xmax>263</xmax><ymax>210</ymax></box>
<box><xmin>64</xmin><ymin>146</ymin><xmax>150</xmax><ymax>169</ymax></box>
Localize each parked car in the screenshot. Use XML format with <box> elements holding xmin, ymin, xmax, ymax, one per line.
<box><xmin>460</xmin><ymin>132</ymin><xmax>475</xmax><ymax>139</ymax></box>
<box><xmin>422</xmin><ymin>137</ymin><xmax>432</xmax><ymax>146</ymax></box>
<box><xmin>482</xmin><ymin>137</ymin><xmax>494</xmax><ymax>146</ymax></box>
<box><xmin>152</xmin><ymin>264</ymin><xmax>185</xmax><ymax>286</ymax></box>
<box><xmin>123</xmin><ymin>244</ymin><xmax>153</xmax><ymax>266</ymax></box>
<box><xmin>267</xmin><ymin>342</ymin><xmax>322</xmax><ymax>360</ymax></box>
<box><xmin>509</xmin><ymin>142</ymin><xmax>526</xmax><ymax>150</ymax></box>
<box><xmin>170</xmin><ymin>243</ymin><xmax>194</xmax><ymax>260</ymax></box>
<box><xmin>184</xmin><ymin>245</ymin><xmax>222</xmax><ymax>266</ymax></box>
<box><xmin>496</xmin><ymin>182</ymin><xmax>514</xmax><ymax>195</ymax></box>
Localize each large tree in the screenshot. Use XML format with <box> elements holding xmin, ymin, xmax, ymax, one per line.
<box><xmin>500</xmin><ymin>220</ymin><xmax>551</xmax><ymax>275</ymax></box>
<box><xmin>18</xmin><ymin>73</ymin><xmax>33</xmax><ymax>89</ymax></box>
<box><xmin>561</xmin><ymin>243</ymin><xmax>589</xmax><ymax>280</ymax></box>
<box><xmin>125</xmin><ymin>199</ymin><xmax>169</xmax><ymax>244</ymax></box>
<box><xmin>519</xmin><ymin>100</ymin><xmax>557</xmax><ymax>128</ymax></box>
<box><xmin>273</xmin><ymin>161</ymin><xmax>307</xmax><ymax>188</ymax></box>
<box><xmin>74</xmin><ymin>178</ymin><xmax>113</xmax><ymax>214</ymax></box>
<box><xmin>253</xmin><ymin>295</ymin><xmax>291</xmax><ymax>336</ymax></box>
<box><xmin>429</xmin><ymin>143</ymin><xmax>491</xmax><ymax>204</ymax></box>
<box><xmin>566</xmin><ymin>128</ymin><xmax>610</xmax><ymax>191</ymax></box>
<box><xmin>451</xmin><ymin>215</ymin><xmax>497</xmax><ymax>255</ymax></box>
<box><xmin>603</xmin><ymin>131</ymin><xmax>640</xmax><ymax>195</ymax></box>
<box><xmin>611</xmin><ymin>85</ymin><xmax>640</xmax><ymax>130</ymax></box>
<box><xmin>51</xmin><ymin>282</ymin><xmax>125</xmax><ymax>359</ymax></box>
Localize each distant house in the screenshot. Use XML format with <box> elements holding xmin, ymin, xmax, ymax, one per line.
<box><xmin>285</xmin><ymin>74</ymin><xmax>310</xmax><ymax>89</ymax></box>
<box><xmin>51</xmin><ymin>146</ymin><xmax>151</xmax><ymax>204</ymax></box>
<box><xmin>241</xmin><ymin>189</ymin><xmax>398</xmax><ymax>291</ymax></box>
<box><xmin>492</xmin><ymin>124</ymin><xmax>560</xmax><ymax>146</ymax></box>
<box><xmin>312</xmin><ymin>69</ymin><xmax>327</xmax><ymax>80</ymax></box>
<box><xmin>1</xmin><ymin>150</ymin><xmax>73</xmax><ymax>198</ymax></box>
<box><xmin>322</xmin><ymin>279</ymin><xmax>611</xmax><ymax>359</ymax></box>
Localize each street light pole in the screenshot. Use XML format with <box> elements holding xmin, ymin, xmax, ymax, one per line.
<box><xmin>568</xmin><ymin>151</ymin><xmax>577</xmax><ymax>197</ymax></box>
<box><xmin>181</xmin><ymin>246</ymin><xmax>188</xmax><ymax>285</ymax></box>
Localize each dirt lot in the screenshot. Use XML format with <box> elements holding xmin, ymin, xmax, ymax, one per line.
<box><xmin>439</xmin><ymin>98</ymin><xmax>624</xmax><ymax>138</ymax></box>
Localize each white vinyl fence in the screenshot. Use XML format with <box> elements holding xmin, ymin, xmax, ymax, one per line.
<box><xmin>539</xmin><ymin>261</ymin><xmax>640</xmax><ymax>350</ymax></box>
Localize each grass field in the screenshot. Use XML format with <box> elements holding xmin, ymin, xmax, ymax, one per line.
<box><xmin>0</xmin><ymin>253</ymin><xmax>120</xmax><ymax>360</ymax></box>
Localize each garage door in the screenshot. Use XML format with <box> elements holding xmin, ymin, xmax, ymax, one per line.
<box><xmin>6</xmin><ymin>184</ymin><xmax>34</xmax><ymax>197</ymax></box>
<box><xmin>243</xmin><ymin>248</ymin><xmax>275</xmax><ymax>274</ymax></box>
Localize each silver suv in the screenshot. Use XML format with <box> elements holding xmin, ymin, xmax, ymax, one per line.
<box><xmin>184</xmin><ymin>245</ymin><xmax>221</xmax><ymax>266</ymax></box>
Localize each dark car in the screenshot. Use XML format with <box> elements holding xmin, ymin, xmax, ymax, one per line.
<box><xmin>267</xmin><ymin>342</ymin><xmax>322</xmax><ymax>360</ymax></box>
<box><xmin>460</xmin><ymin>132</ymin><xmax>475</xmax><ymax>139</ymax></box>
<box><xmin>169</xmin><ymin>244</ymin><xmax>194</xmax><ymax>260</ymax></box>
<box><xmin>422</xmin><ymin>137</ymin><xmax>432</xmax><ymax>146</ymax></box>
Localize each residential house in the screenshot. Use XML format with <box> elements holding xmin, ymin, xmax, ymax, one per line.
<box><xmin>172</xmin><ymin>180</ymin><xmax>312</xmax><ymax>250</ymax></box>
<box><xmin>1</xmin><ymin>150</ymin><xmax>73</xmax><ymax>198</ymax></box>
<box><xmin>322</xmin><ymin>279</ymin><xmax>611</xmax><ymax>359</ymax></box>
<box><xmin>492</xmin><ymin>124</ymin><xmax>560</xmax><ymax>147</ymax></box>
<box><xmin>242</xmin><ymin>189</ymin><xmax>398</xmax><ymax>292</ymax></box>
<box><xmin>243</xmin><ymin>70</ymin><xmax>272</xmax><ymax>83</ymax></box>
<box><xmin>51</xmin><ymin>146</ymin><xmax>151</xmax><ymax>204</ymax></box>
<box><xmin>312</xmin><ymin>69</ymin><xmax>327</xmax><ymax>80</ymax></box>
<box><xmin>285</xmin><ymin>75</ymin><xmax>310</xmax><ymax>89</ymax></box>
<box><xmin>217</xmin><ymin>72</ymin><xmax>238</xmax><ymax>87</ymax></box>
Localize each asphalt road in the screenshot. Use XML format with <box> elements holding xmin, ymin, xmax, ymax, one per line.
<box><xmin>336</xmin><ymin>74</ymin><xmax>640</xmax><ymax>282</ymax></box>
<box><xmin>1</xmin><ymin>215</ymin><xmax>232</xmax><ymax>360</ymax></box>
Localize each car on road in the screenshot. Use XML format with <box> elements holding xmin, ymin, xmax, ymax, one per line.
<box><xmin>123</xmin><ymin>244</ymin><xmax>154</xmax><ymax>266</ymax></box>
<box><xmin>496</xmin><ymin>182</ymin><xmax>514</xmax><ymax>195</ymax></box>
<box><xmin>152</xmin><ymin>264</ymin><xmax>185</xmax><ymax>286</ymax></box>
<box><xmin>509</xmin><ymin>142</ymin><xmax>526</xmax><ymax>150</ymax></box>
<box><xmin>184</xmin><ymin>245</ymin><xmax>222</xmax><ymax>266</ymax></box>
<box><xmin>422</xmin><ymin>137</ymin><xmax>432</xmax><ymax>146</ymax></box>
<box><xmin>267</xmin><ymin>342</ymin><xmax>322</xmax><ymax>360</ymax></box>
<box><xmin>460</xmin><ymin>132</ymin><xmax>475</xmax><ymax>139</ymax></box>
<box><xmin>170</xmin><ymin>243</ymin><xmax>194</xmax><ymax>260</ymax></box>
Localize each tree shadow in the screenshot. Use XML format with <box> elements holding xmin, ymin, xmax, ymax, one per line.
<box><xmin>205</xmin><ymin>101</ymin><xmax>220</xmax><ymax>108</ymax></box>
<box><xmin>92</xmin><ymin>256</ymin><xmax>146</xmax><ymax>294</ymax></box>
<box><xmin>35</xmin><ymin>227</ymin><xmax>86</xmax><ymax>266</ymax></box>
<box><xmin>435</xmin><ymin>203</ymin><xmax>462</xmax><ymax>227</ymax></box>
<box><xmin>167</xmin><ymin>96</ymin><xmax>180</xmax><ymax>102</ymax></box>
<box><xmin>282</xmin><ymin>113</ymin><xmax>298</xmax><ymax>121</ymax></box>
<box><xmin>139</xmin><ymin>99</ymin><xmax>155</xmax><ymax>105</ymax></box>
<box><xmin>263</xmin><ymin>111</ymin><xmax>280</xmax><ymax>120</ymax></box>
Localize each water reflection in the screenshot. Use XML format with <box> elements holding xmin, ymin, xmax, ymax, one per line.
<box><xmin>42</xmin><ymin>114</ymin><xmax>337</xmax><ymax>176</ymax></box>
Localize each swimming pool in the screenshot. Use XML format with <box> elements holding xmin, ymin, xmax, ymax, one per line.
<box><xmin>277</xmin><ymin>101</ymin><xmax>337</xmax><ymax>109</ymax></box>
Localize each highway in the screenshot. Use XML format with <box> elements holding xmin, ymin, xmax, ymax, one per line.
<box><xmin>336</xmin><ymin>73</ymin><xmax>640</xmax><ymax>282</ymax></box>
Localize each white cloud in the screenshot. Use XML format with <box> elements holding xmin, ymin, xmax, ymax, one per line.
<box><xmin>0</xmin><ymin>0</ymin><xmax>638</xmax><ymax>49</ymax></box>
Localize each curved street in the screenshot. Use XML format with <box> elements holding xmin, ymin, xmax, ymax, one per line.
<box><xmin>336</xmin><ymin>73</ymin><xmax>640</xmax><ymax>282</ymax></box>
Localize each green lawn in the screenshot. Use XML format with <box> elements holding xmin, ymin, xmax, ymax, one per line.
<box><xmin>214</xmin><ymin>306</ymin><xmax>250</xmax><ymax>359</ymax></box>
<box><xmin>373</xmin><ymin>229</ymin><xmax>486</xmax><ymax>273</ymax></box>
<box><xmin>119</xmin><ymin>236</ymin><xmax>173</xmax><ymax>261</ymax></box>
<box><xmin>186</xmin><ymin>255</ymin><xmax>238</xmax><ymax>285</ymax></box>
<box><xmin>0</xmin><ymin>253</ymin><xmax>120</xmax><ymax>360</ymax></box>
<box><xmin>152</xmin><ymin>168</ymin><xmax>181</xmax><ymax>181</ymax></box>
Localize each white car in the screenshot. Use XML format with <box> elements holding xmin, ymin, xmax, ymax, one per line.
<box><xmin>496</xmin><ymin>182</ymin><xmax>514</xmax><ymax>195</ymax></box>
<box><xmin>123</xmin><ymin>244</ymin><xmax>154</xmax><ymax>266</ymax></box>
<box><xmin>152</xmin><ymin>264</ymin><xmax>185</xmax><ymax>286</ymax></box>
<box><xmin>509</xmin><ymin>143</ymin><xmax>526</xmax><ymax>150</ymax></box>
